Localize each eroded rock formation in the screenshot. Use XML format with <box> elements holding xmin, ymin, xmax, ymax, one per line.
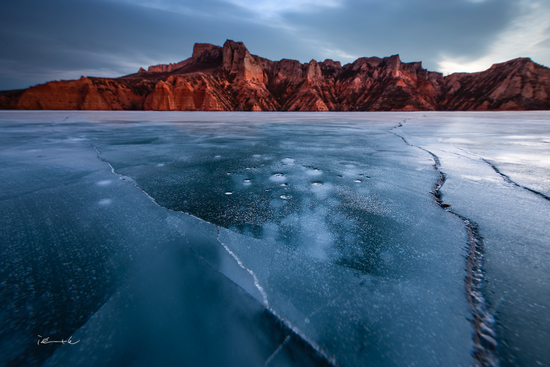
<box><xmin>1</xmin><ymin>40</ymin><xmax>549</xmax><ymax>111</ymax></box>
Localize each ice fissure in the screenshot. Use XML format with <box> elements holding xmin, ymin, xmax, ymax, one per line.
<box><xmin>93</xmin><ymin>143</ymin><xmax>337</xmax><ymax>366</ymax></box>
<box><xmin>265</xmin><ymin>335</ymin><xmax>291</xmax><ymax>366</ymax></box>
<box><xmin>216</xmin><ymin>227</ymin><xmax>269</xmax><ymax>307</ymax></box>
<box><xmin>390</xmin><ymin>120</ymin><xmax>499</xmax><ymax>367</ymax></box>
<box><xmin>482</xmin><ymin>158</ymin><xmax>550</xmax><ymax>201</ymax></box>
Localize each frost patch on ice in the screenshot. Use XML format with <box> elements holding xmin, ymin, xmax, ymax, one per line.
<box><xmin>262</xmin><ymin>222</ymin><xmax>280</xmax><ymax>241</ymax></box>
<box><xmin>380</xmin><ymin>251</ymin><xmax>394</xmax><ymax>264</ymax></box>
<box><xmin>98</xmin><ymin>199</ymin><xmax>112</xmax><ymax>205</ymax></box>
<box><xmin>310</xmin><ymin>182</ymin><xmax>334</xmax><ymax>200</ymax></box>
<box><xmin>305</xmin><ymin>168</ymin><xmax>323</xmax><ymax>176</ymax></box>
<box><xmin>165</xmin><ymin>215</ymin><xmax>186</xmax><ymax>236</ymax></box>
<box><xmin>301</xmin><ymin>215</ymin><xmax>333</xmax><ymax>260</ymax></box>
<box><xmin>281</xmin><ymin>158</ymin><xmax>295</xmax><ymax>165</ymax></box>
<box><xmin>280</xmin><ymin>208</ymin><xmax>334</xmax><ymax>260</ymax></box>
<box><xmin>270</xmin><ymin>199</ymin><xmax>285</xmax><ymax>208</ymax></box>
<box><xmin>96</xmin><ymin>180</ymin><xmax>112</xmax><ymax>186</ymax></box>
<box><xmin>461</xmin><ymin>175</ymin><xmax>501</xmax><ymax>183</ymax></box>
<box><xmin>67</xmin><ymin>137</ymin><xmax>86</xmax><ymax>142</ymax></box>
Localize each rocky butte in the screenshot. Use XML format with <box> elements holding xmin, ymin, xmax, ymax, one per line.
<box><xmin>1</xmin><ymin>40</ymin><xmax>549</xmax><ymax>111</ymax></box>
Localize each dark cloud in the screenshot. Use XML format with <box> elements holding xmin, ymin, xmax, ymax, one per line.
<box><xmin>0</xmin><ymin>0</ymin><xmax>303</xmax><ymax>90</ymax></box>
<box><xmin>0</xmin><ymin>0</ymin><xmax>539</xmax><ymax>90</ymax></box>
<box><xmin>280</xmin><ymin>0</ymin><xmax>516</xmax><ymax>70</ymax></box>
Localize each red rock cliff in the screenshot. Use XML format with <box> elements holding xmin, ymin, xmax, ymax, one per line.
<box><xmin>1</xmin><ymin>40</ymin><xmax>549</xmax><ymax>111</ymax></box>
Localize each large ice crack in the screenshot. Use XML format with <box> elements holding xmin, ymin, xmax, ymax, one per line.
<box><xmin>92</xmin><ymin>144</ymin><xmax>337</xmax><ymax>366</ymax></box>
<box><xmin>390</xmin><ymin>120</ymin><xmax>499</xmax><ymax>367</ymax></box>
<box><xmin>481</xmin><ymin>158</ymin><xmax>550</xmax><ymax>201</ymax></box>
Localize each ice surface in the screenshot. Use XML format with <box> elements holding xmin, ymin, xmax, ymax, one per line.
<box><xmin>395</xmin><ymin>112</ymin><xmax>550</xmax><ymax>366</ymax></box>
<box><xmin>1</xmin><ymin>111</ymin><xmax>548</xmax><ymax>367</ymax></box>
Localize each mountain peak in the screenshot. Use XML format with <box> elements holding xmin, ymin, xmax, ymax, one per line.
<box><xmin>1</xmin><ymin>40</ymin><xmax>549</xmax><ymax>111</ymax></box>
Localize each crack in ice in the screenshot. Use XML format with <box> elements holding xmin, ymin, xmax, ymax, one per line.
<box><xmin>481</xmin><ymin>158</ymin><xmax>550</xmax><ymax>201</ymax></box>
<box><xmin>390</xmin><ymin>120</ymin><xmax>499</xmax><ymax>367</ymax></box>
<box><xmin>265</xmin><ymin>335</ymin><xmax>291</xmax><ymax>366</ymax></box>
<box><xmin>215</xmin><ymin>227</ymin><xmax>269</xmax><ymax>307</ymax></box>
<box><xmin>92</xmin><ymin>144</ymin><xmax>336</xmax><ymax>366</ymax></box>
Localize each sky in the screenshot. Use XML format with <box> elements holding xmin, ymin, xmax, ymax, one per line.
<box><xmin>1</xmin><ymin>0</ymin><xmax>549</xmax><ymax>90</ymax></box>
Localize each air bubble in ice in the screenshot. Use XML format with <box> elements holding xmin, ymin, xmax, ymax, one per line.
<box><xmin>270</xmin><ymin>173</ymin><xmax>287</xmax><ymax>183</ymax></box>
<box><xmin>280</xmin><ymin>183</ymin><xmax>288</xmax><ymax>186</ymax></box>
<box><xmin>224</xmin><ymin>191</ymin><xmax>233</xmax><ymax>195</ymax></box>
<box><xmin>98</xmin><ymin>199</ymin><xmax>112</xmax><ymax>205</ymax></box>
<box><xmin>156</xmin><ymin>163</ymin><xmax>165</xmax><ymax>167</ymax></box>
<box><xmin>97</xmin><ymin>180</ymin><xmax>111</xmax><ymax>186</ymax></box>
<box><xmin>337</xmin><ymin>175</ymin><xmax>343</xmax><ymax>178</ymax></box>
<box><xmin>311</xmin><ymin>181</ymin><xmax>323</xmax><ymax>186</ymax></box>
<box><xmin>354</xmin><ymin>179</ymin><xmax>362</xmax><ymax>183</ymax></box>
<box><xmin>214</xmin><ymin>155</ymin><xmax>221</xmax><ymax>159</ymax></box>
<box><xmin>280</xmin><ymin>194</ymin><xmax>291</xmax><ymax>200</ymax></box>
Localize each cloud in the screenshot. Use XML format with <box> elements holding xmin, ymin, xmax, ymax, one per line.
<box><xmin>0</xmin><ymin>0</ymin><xmax>302</xmax><ymax>89</ymax></box>
<box><xmin>1</xmin><ymin>0</ymin><xmax>549</xmax><ymax>90</ymax></box>
<box><xmin>437</xmin><ymin>0</ymin><xmax>550</xmax><ymax>73</ymax></box>
<box><xmin>276</xmin><ymin>0</ymin><xmax>518</xmax><ymax>69</ymax></box>
<box><xmin>223</xmin><ymin>0</ymin><xmax>343</xmax><ymax>19</ymax></box>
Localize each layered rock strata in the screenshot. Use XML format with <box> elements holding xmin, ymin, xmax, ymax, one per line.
<box><xmin>2</xmin><ymin>40</ymin><xmax>549</xmax><ymax>111</ymax></box>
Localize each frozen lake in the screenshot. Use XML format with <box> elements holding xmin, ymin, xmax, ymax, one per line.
<box><xmin>0</xmin><ymin>111</ymin><xmax>548</xmax><ymax>367</ymax></box>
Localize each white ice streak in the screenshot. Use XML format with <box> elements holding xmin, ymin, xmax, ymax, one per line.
<box><xmin>93</xmin><ymin>144</ymin><xmax>163</xmax><ymax>207</ymax></box>
<box><xmin>216</xmin><ymin>228</ymin><xmax>269</xmax><ymax>307</ymax></box>
<box><xmin>98</xmin><ymin>199</ymin><xmax>112</xmax><ymax>205</ymax></box>
<box><xmin>264</xmin><ymin>335</ymin><xmax>291</xmax><ymax>366</ymax></box>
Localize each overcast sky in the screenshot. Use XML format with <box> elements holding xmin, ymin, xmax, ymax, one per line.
<box><xmin>1</xmin><ymin>0</ymin><xmax>549</xmax><ymax>90</ymax></box>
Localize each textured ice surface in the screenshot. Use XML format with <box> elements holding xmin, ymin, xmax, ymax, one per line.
<box><xmin>395</xmin><ymin>112</ymin><xmax>550</xmax><ymax>366</ymax></box>
<box><xmin>1</xmin><ymin>111</ymin><xmax>548</xmax><ymax>366</ymax></box>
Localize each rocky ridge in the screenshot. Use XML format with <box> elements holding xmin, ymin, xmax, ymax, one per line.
<box><xmin>1</xmin><ymin>40</ymin><xmax>549</xmax><ymax>111</ymax></box>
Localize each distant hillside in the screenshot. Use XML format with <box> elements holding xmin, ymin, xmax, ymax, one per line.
<box><xmin>1</xmin><ymin>40</ymin><xmax>549</xmax><ymax>111</ymax></box>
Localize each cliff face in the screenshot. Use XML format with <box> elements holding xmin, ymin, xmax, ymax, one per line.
<box><xmin>2</xmin><ymin>40</ymin><xmax>549</xmax><ymax>111</ymax></box>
